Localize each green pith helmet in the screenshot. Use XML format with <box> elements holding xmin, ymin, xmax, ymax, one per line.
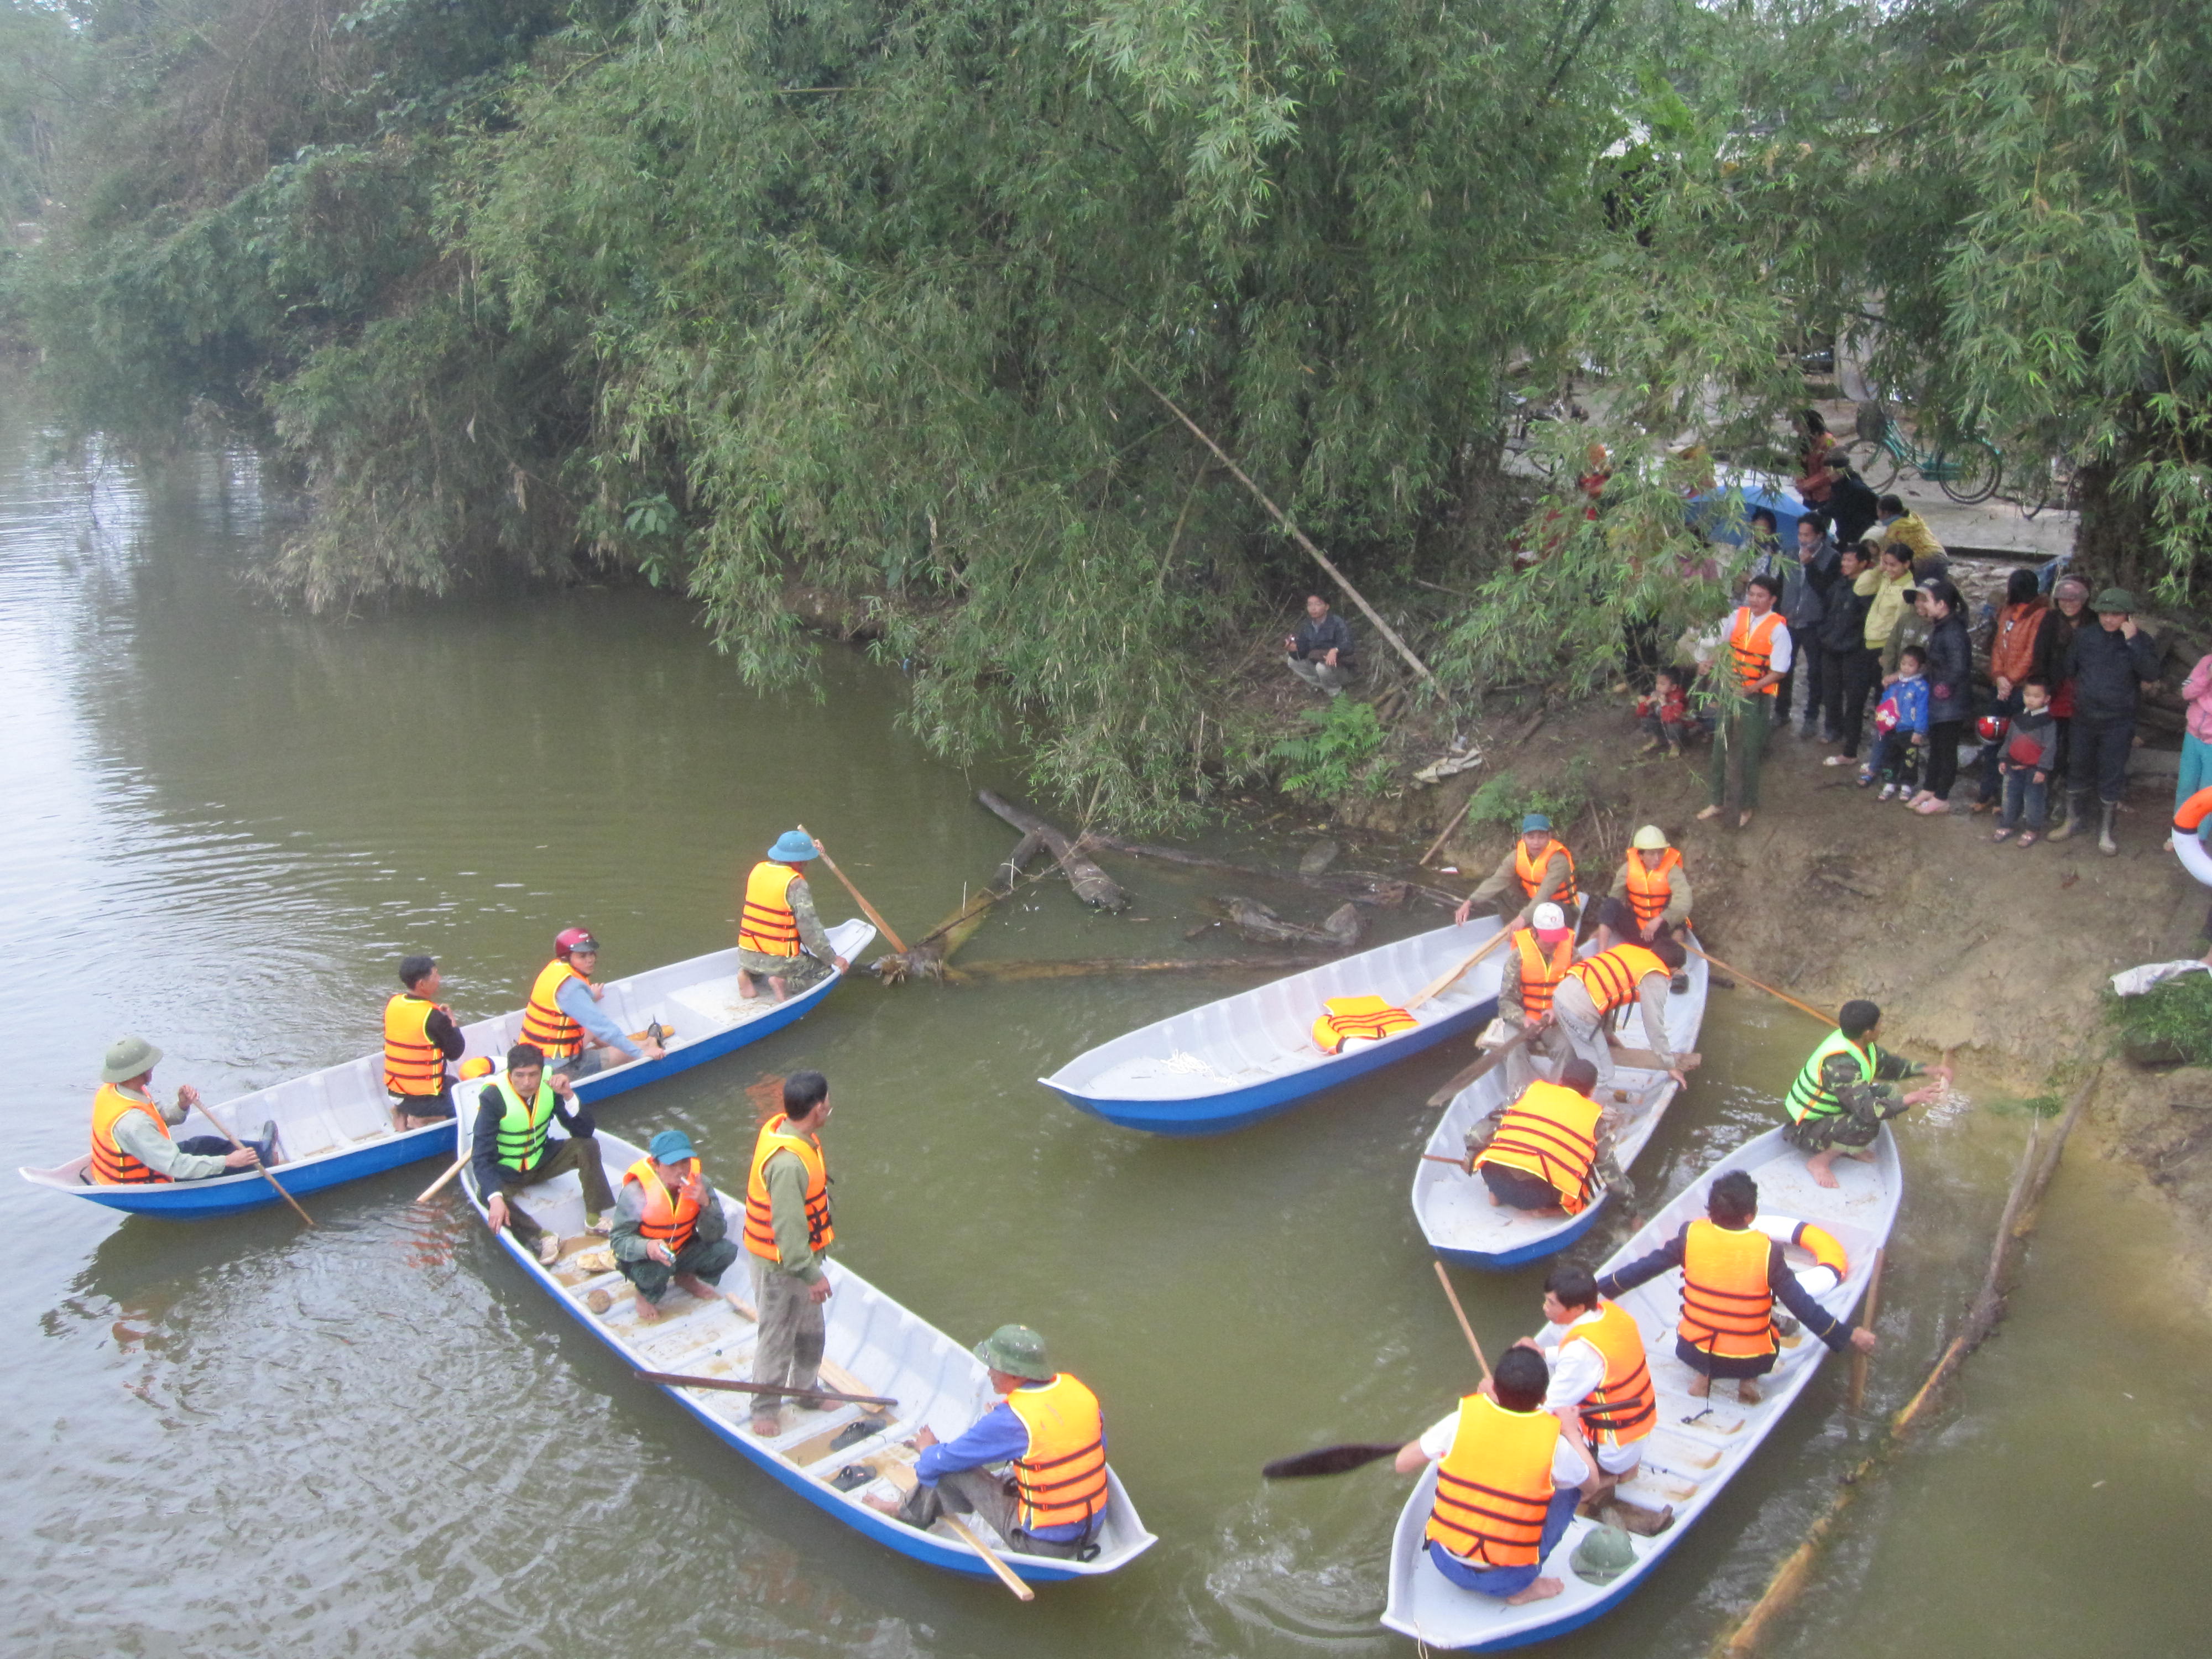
<box><xmin>101</xmin><ymin>1035</ymin><xmax>163</xmax><ymax>1084</ymax></box>
<box><xmin>2091</xmin><ymin>587</ymin><xmax>2138</xmax><ymax>614</ymax></box>
<box><xmin>973</xmin><ymin>1323</ymin><xmax>1053</xmax><ymax>1381</ymax></box>
<box><xmin>1569</xmin><ymin>1524</ymin><xmax>1637</xmax><ymax>1585</ymax></box>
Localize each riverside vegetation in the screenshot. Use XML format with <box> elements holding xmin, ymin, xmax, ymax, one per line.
<box><xmin>6</xmin><ymin>0</ymin><xmax>2211</xmax><ymax>825</ymax></box>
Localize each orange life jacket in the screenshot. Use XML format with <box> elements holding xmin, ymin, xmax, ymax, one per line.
<box><xmin>738</xmin><ymin>861</ymin><xmax>802</xmax><ymax>956</ymax></box>
<box><xmin>624</xmin><ymin>1156</ymin><xmax>705</xmax><ymax>1254</ymax></box>
<box><xmin>520</xmin><ymin>959</ymin><xmax>587</xmax><ymax>1059</ymax></box>
<box><xmin>1624</xmin><ymin>849</ymin><xmax>1685</xmax><ymax>929</ymax></box>
<box><xmin>742</xmin><ymin>1113</ymin><xmax>834</xmax><ymax>1263</ymax></box>
<box><xmin>382</xmin><ymin>993</ymin><xmax>450</xmax><ymax>1097</ymax></box>
<box><xmin>1729</xmin><ymin>608</ymin><xmax>1785</xmax><ymax>696</ymax></box>
<box><xmin>1512</xmin><ymin>930</ymin><xmax>1576</xmax><ymax>1020</ymax></box>
<box><xmin>1005</xmin><ymin>1373</ymin><xmax>1110</xmax><ymax>1534</ymax></box>
<box><xmin>90</xmin><ymin>1083</ymin><xmax>172</xmax><ymax>1185</ymax></box>
<box><xmin>1426</xmin><ymin>1394</ymin><xmax>1562</xmax><ymax>1567</ymax></box>
<box><xmin>1678</xmin><ymin>1218</ymin><xmax>1778</xmax><ymax>1360</ymax></box>
<box><xmin>1563</xmin><ymin>943</ymin><xmax>1668</xmax><ymax>1016</ymax></box>
<box><xmin>1514</xmin><ymin>837</ymin><xmax>1579</xmax><ymax>905</ymax></box>
<box><xmin>1472</xmin><ymin>1080</ymin><xmax>1603</xmax><ymax>1214</ymax></box>
<box><xmin>2177</xmin><ymin>786</ymin><xmax>2212</xmax><ymax>834</ymax></box>
<box><xmin>1311</xmin><ymin>995</ymin><xmax>1417</xmax><ymax>1054</ymax></box>
<box><xmin>1572</xmin><ymin>1300</ymin><xmax>1657</xmax><ymax>1447</ymax></box>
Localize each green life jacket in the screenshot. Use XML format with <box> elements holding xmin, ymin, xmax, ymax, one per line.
<box><xmin>493</xmin><ymin>1078</ymin><xmax>557</xmax><ymax>1172</ymax></box>
<box><xmin>1783</xmin><ymin>1029</ymin><xmax>1876</xmax><ymax>1124</ymax></box>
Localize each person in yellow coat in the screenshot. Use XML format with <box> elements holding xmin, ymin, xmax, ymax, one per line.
<box><xmin>737</xmin><ymin>831</ymin><xmax>851</xmax><ymax>1002</ymax></box>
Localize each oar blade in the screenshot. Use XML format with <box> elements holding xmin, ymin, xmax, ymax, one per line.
<box><xmin>1262</xmin><ymin>1442</ymin><xmax>1405</xmax><ymax>1479</ymax></box>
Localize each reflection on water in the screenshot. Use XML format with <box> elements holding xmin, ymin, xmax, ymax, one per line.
<box><xmin>2</xmin><ymin>373</ymin><xmax>2203</xmax><ymax>1658</ymax></box>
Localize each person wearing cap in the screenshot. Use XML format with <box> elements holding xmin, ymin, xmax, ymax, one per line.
<box><xmin>1284</xmin><ymin>593</ymin><xmax>1358</xmax><ymax>696</ymax></box>
<box><xmin>1595</xmin><ymin>827</ymin><xmax>1691</xmax><ymax>953</ymax></box>
<box><xmin>1463</xmin><ymin>1058</ymin><xmax>1627</xmax><ymax>1217</ymax></box>
<box><xmin>521</xmin><ymin>930</ymin><xmax>665</xmax><ymax>1079</ymax></box>
<box><xmin>1903</xmin><ymin>579</ymin><xmax>1972</xmax><ymax>813</ymax></box>
<box><xmin>87</xmin><ymin>1037</ymin><xmax>275</xmax><ymax>1185</ymax></box>
<box><xmin>742</xmin><ymin>1070</ymin><xmax>837</xmax><ymax>1438</ymax></box>
<box><xmin>1456</xmin><ymin>814</ymin><xmax>1579</xmax><ymax>930</ymax></box>
<box><xmin>1780</xmin><ymin>1000</ymin><xmax>1950</xmax><ymax>1188</ymax></box>
<box><xmin>865</xmin><ymin>1324</ymin><xmax>1112</xmax><ymax>1558</ymax></box>
<box><xmin>384</xmin><ymin>956</ymin><xmax>467</xmax><ymax>1129</ymax></box>
<box><xmin>1697</xmin><ymin>572</ymin><xmax>1788</xmax><ymax>831</ymax></box>
<box><xmin>611</xmin><ymin>1128</ymin><xmax>738</xmax><ymax>1323</ymax></box>
<box><xmin>470</xmin><ymin>1041</ymin><xmax>615</xmax><ymax>1265</ymax></box>
<box><xmin>738</xmin><ymin>832</ymin><xmax>851</xmax><ymax>1003</ymax></box>
<box><xmin>2049</xmin><ymin>588</ymin><xmax>2162</xmax><ymax>855</ymax></box>
<box><xmin>1488</xmin><ymin>900</ymin><xmax>1578</xmax><ymax>1093</ymax></box>
<box><xmin>1395</xmin><ymin>1344</ymin><xmax>1595</xmax><ymax>1604</ymax></box>
<box><xmin>1550</xmin><ymin>936</ymin><xmax>1689</xmax><ymax>1089</ymax></box>
<box><xmin>1871</xmin><ymin>495</ymin><xmax>1947</xmax><ymax>581</ymax></box>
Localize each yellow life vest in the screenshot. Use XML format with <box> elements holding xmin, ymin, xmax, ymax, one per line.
<box><xmin>1512</xmin><ymin>929</ymin><xmax>1575</xmax><ymax>1020</ymax></box>
<box><xmin>738</xmin><ymin>861</ymin><xmax>802</xmax><ymax>957</ymax></box>
<box><xmin>520</xmin><ymin>959</ymin><xmax>587</xmax><ymax>1059</ymax></box>
<box><xmin>1678</xmin><ymin>1218</ymin><xmax>1778</xmax><ymax>1360</ymax></box>
<box><xmin>1311</xmin><ymin>995</ymin><xmax>1417</xmax><ymax>1054</ymax></box>
<box><xmin>90</xmin><ymin>1084</ymin><xmax>172</xmax><ymax>1185</ymax></box>
<box><xmin>382</xmin><ymin>993</ymin><xmax>449</xmax><ymax>1097</ymax></box>
<box><xmin>1426</xmin><ymin>1394</ymin><xmax>1561</xmax><ymax>1567</ymax></box>
<box><xmin>1472</xmin><ymin>1079</ymin><xmax>1603</xmax><ymax>1214</ymax></box>
<box><xmin>1563</xmin><ymin>942</ymin><xmax>1667</xmax><ymax>1016</ymax></box>
<box><xmin>742</xmin><ymin>1113</ymin><xmax>834</xmax><ymax>1262</ymax></box>
<box><xmin>1514</xmin><ymin>837</ymin><xmax>1579</xmax><ymax>905</ymax></box>
<box><xmin>1624</xmin><ymin>848</ymin><xmax>1685</xmax><ymax>928</ymax></box>
<box><xmin>1005</xmin><ymin>1373</ymin><xmax>1110</xmax><ymax>1534</ymax></box>
<box><xmin>624</xmin><ymin>1157</ymin><xmax>704</xmax><ymax>1254</ymax></box>
<box><xmin>1573</xmin><ymin>1300</ymin><xmax>1656</xmax><ymax>1447</ymax></box>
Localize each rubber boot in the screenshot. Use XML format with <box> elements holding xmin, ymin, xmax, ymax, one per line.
<box><xmin>2099</xmin><ymin>801</ymin><xmax>2119</xmax><ymax>857</ymax></box>
<box><xmin>2048</xmin><ymin>792</ymin><xmax>2093</xmax><ymax>841</ymax></box>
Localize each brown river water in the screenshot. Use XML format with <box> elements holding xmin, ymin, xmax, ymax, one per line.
<box><xmin>2</xmin><ymin>382</ymin><xmax>2204</xmax><ymax>1656</ymax></box>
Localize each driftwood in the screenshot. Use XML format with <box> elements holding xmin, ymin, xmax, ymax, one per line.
<box><xmin>977</xmin><ymin>791</ymin><xmax>1129</xmax><ymax>910</ymax></box>
<box><xmin>874</xmin><ymin>832</ymin><xmax>1046</xmax><ymax>983</ymax></box>
<box><xmin>1078</xmin><ymin>833</ymin><xmax>1453</xmax><ymax>911</ymax></box>
<box><xmin>1213</xmin><ymin>896</ymin><xmax>1365</xmax><ymax>950</ymax></box>
<box><xmin>946</xmin><ymin>954</ymin><xmax>1338</xmax><ymax>983</ymax></box>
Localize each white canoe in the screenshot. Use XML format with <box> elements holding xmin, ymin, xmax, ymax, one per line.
<box><xmin>19</xmin><ymin>921</ymin><xmax>873</xmax><ymax>1219</ymax></box>
<box><xmin>460</xmin><ymin>1123</ymin><xmax>1157</xmax><ymax>1584</ymax></box>
<box><xmin>1413</xmin><ymin>939</ymin><xmax>1710</xmax><ymax>1267</ymax></box>
<box><xmin>1040</xmin><ymin>919</ymin><xmax>1507</xmax><ymax>1134</ymax></box>
<box><xmin>1383</xmin><ymin>1124</ymin><xmax>1901</xmax><ymax>1650</ymax></box>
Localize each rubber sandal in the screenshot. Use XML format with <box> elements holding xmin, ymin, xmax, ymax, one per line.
<box><xmin>2017</xmin><ymin>832</ymin><xmax>2038</xmax><ymax>847</ymax></box>
<box><xmin>1992</xmin><ymin>827</ymin><xmax>2013</xmax><ymax>842</ymax></box>
<box><xmin>1823</xmin><ymin>754</ymin><xmax>1853</xmax><ymax>767</ymax></box>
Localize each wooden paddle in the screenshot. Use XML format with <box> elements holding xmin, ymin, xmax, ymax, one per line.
<box><xmin>415</xmin><ymin>1154</ymin><xmax>467</xmax><ymax>1204</ymax></box>
<box><xmin>940</xmin><ymin>1511</ymin><xmax>1037</xmax><ymax>1601</ymax></box>
<box><xmin>1687</xmin><ymin>945</ymin><xmax>1832</xmax><ymax>1026</ymax></box>
<box><xmin>1405</xmin><ymin>926</ymin><xmax>1512</xmax><ymax>1013</ymax></box>
<box><xmin>1263</xmin><ymin>1442</ymin><xmax>1408</xmax><ymax>1479</ymax></box>
<box><xmin>1432</xmin><ymin>1260</ymin><xmax>1493</xmax><ymax>1381</ymax></box>
<box><xmin>635</xmin><ymin>1369</ymin><xmax>898</xmax><ymax>1409</ymax></box>
<box><xmin>194</xmin><ymin>1097</ymin><xmax>314</xmax><ymax>1227</ymax></box>
<box><xmin>1424</xmin><ymin>1021</ymin><xmax>1540</xmax><ymax>1107</ymax></box>
<box><xmin>797</xmin><ymin>823</ymin><xmax>909</xmax><ymax>954</ymax></box>
<box><xmin>1849</xmin><ymin>1246</ymin><xmax>1884</xmax><ymax>1410</ymax></box>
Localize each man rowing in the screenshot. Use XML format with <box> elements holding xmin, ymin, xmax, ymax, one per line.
<box><xmin>1395</xmin><ymin>1345</ymin><xmax>1595</xmax><ymax>1605</ymax></box>
<box><xmin>1455</xmin><ymin>813</ymin><xmax>1579</xmax><ymax>931</ymax></box>
<box><xmin>1783</xmin><ymin>999</ymin><xmax>1952</xmax><ymax>1188</ymax></box>
<box><xmin>1550</xmin><ymin>935</ymin><xmax>1690</xmax><ymax>1088</ymax></box>
<box><xmin>384</xmin><ymin>954</ymin><xmax>466</xmax><ymax>1129</ymax></box>
<box><xmin>1593</xmin><ymin>826</ymin><xmax>1691</xmax><ymax>954</ymax></box>
<box><xmin>738</xmin><ymin>831</ymin><xmax>852</xmax><ymax>1003</ymax></box>
<box><xmin>1464</xmin><ymin>1059</ymin><xmax>1625</xmax><ymax>1217</ymax></box>
<box><xmin>88</xmin><ymin>1036</ymin><xmax>275</xmax><ymax>1185</ymax></box>
<box><xmin>867</xmin><ymin>1323</ymin><xmax>1112</xmax><ymax>1559</ymax></box>
<box><xmin>1520</xmin><ymin>1264</ymin><xmax>1671</xmax><ymax>1535</ymax></box>
<box><xmin>470</xmin><ymin>1041</ymin><xmax>616</xmax><ymax>1265</ymax></box>
<box><xmin>743</xmin><ymin>1070</ymin><xmax>836</xmax><ymax>1438</ymax></box>
<box><xmin>1488</xmin><ymin>901</ymin><xmax>1578</xmax><ymax>1092</ymax></box>
<box><xmin>1595</xmin><ymin>1170</ymin><xmax>1874</xmax><ymax>1406</ymax></box>
<box><xmin>611</xmin><ymin>1128</ymin><xmax>740</xmax><ymax>1323</ymax></box>
<box><xmin>520</xmin><ymin>928</ymin><xmax>665</xmax><ymax>1079</ymax></box>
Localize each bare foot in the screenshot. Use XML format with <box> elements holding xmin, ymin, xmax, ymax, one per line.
<box><xmin>1806</xmin><ymin>1150</ymin><xmax>1840</xmax><ymax>1190</ymax></box>
<box><xmin>1738</xmin><ymin>810</ymin><xmax>1755</xmax><ymax>830</ymax></box>
<box><xmin>1737</xmin><ymin>1379</ymin><xmax>1762</xmax><ymax>1406</ymax></box>
<box><xmin>1695</xmin><ymin>805</ymin><xmax>1724</xmax><ymax>822</ymax></box>
<box><xmin>750</xmin><ymin>1413</ymin><xmax>781</xmax><ymax>1437</ymax></box>
<box><xmin>1687</xmin><ymin>1373</ymin><xmax>1712</xmax><ymax>1399</ymax></box>
<box><xmin>1504</xmin><ymin>1576</ymin><xmax>1565</xmax><ymax>1605</ymax></box>
<box><xmin>674</xmin><ymin>1272</ymin><xmax>719</xmax><ymax>1300</ymax></box>
<box><xmin>634</xmin><ymin>1295</ymin><xmax>663</xmax><ymax>1322</ymax></box>
<box><xmin>862</xmin><ymin>1491</ymin><xmax>904</xmax><ymax>1517</ymax></box>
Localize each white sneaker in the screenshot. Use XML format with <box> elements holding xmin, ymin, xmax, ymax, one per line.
<box><xmin>1878</xmin><ymin>783</ymin><xmax>1897</xmax><ymax>800</ymax></box>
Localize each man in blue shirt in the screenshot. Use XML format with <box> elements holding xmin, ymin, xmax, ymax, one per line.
<box><xmin>1285</xmin><ymin>594</ymin><xmax>1357</xmax><ymax>695</ymax></box>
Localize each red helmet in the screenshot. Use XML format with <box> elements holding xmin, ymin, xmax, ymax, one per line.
<box><xmin>1975</xmin><ymin>714</ymin><xmax>2008</xmax><ymax>743</ymax></box>
<box><xmin>555</xmin><ymin>927</ymin><xmax>599</xmax><ymax>959</ymax></box>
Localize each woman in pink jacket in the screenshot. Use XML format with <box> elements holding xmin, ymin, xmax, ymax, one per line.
<box><xmin>2179</xmin><ymin>653</ymin><xmax>2212</xmax><ymax>812</ymax></box>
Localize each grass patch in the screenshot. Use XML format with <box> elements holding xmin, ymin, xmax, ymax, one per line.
<box><xmin>2103</xmin><ymin>970</ymin><xmax>2212</xmax><ymax>1066</ymax></box>
<box><xmin>1462</xmin><ymin>760</ymin><xmax>1595</xmax><ymax>832</ymax></box>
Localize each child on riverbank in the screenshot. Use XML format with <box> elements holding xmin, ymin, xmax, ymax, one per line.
<box><xmin>1635</xmin><ymin>666</ymin><xmax>1690</xmax><ymax>755</ymax></box>
<box><xmin>1994</xmin><ymin>679</ymin><xmax>2059</xmax><ymax>846</ymax></box>
<box><xmin>1860</xmin><ymin>646</ymin><xmax>1930</xmax><ymax>800</ymax></box>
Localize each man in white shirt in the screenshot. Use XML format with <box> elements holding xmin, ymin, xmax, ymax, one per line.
<box><xmin>1525</xmin><ymin>1264</ymin><xmax>1673</xmax><ymax>1535</ymax></box>
<box><xmin>1698</xmin><ymin>571</ymin><xmax>1791</xmax><ymax>830</ymax></box>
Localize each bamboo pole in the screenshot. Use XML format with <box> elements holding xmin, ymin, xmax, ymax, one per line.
<box><xmin>1687</xmin><ymin>945</ymin><xmax>1834</xmax><ymax>1027</ymax></box>
<box><xmin>797</xmin><ymin>825</ymin><xmax>909</xmax><ymax>953</ymax></box>
<box><xmin>194</xmin><ymin>1097</ymin><xmax>314</xmax><ymax>1227</ymax></box>
<box><xmin>1431</xmin><ymin>1261</ymin><xmax>1493</xmax><ymax>1383</ymax></box>
<box><xmin>1420</xmin><ymin>794</ymin><xmax>1478</xmax><ymax>867</ymax></box>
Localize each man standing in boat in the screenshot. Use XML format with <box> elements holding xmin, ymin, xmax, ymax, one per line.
<box><xmin>866</xmin><ymin>1323</ymin><xmax>1112</xmax><ymax>1559</ymax></box>
<box><xmin>611</xmin><ymin>1129</ymin><xmax>739</xmax><ymax>1322</ymax></box>
<box><xmin>471</xmin><ymin>1041</ymin><xmax>617</xmax><ymax>1265</ymax></box>
<box><xmin>1593</xmin><ymin>1170</ymin><xmax>1874</xmax><ymax>1406</ymax></box>
<box><xmin>521</xmin><ymin>929</ymin><xmax>665</xmax><ymax>1079</ymax></box>
<box><xmin>743</xmin><ymin>1070</ymin><xmax>837</xmax><ymax>1438</ymax></box>
<box><xmin>1454</xmin><ymin>813</ymin><xmax>1578</xmax><ymax>931</ymax></box>
<box><xmin>88</xmin><ymin>1036</ymin><xmax>275</xmax><ymax>1184</ymax></box>
<box><xmin>384</xmin><ymin>955</ymin><xmax>467</xmax><ymax>1129</ymax></box>
<box><xmin>1782</xmin><ymin>1000</ymin><xmax>1951</xmax><ymax>1188</ymax></box>
<box><xmin>1520</xmin><ymin>1264</ymin><xmax>1672</xmax><ymax>1536</ymax></box>
<box><xmin>1395</xmin><ymin>1345</ymin><xmax>1595</xmax><ymax>1605</ymax></box>
<box><xmin>737</xmin><ymin>832</ymin><xmax>851</xmax><ymax>1003</ymax></box>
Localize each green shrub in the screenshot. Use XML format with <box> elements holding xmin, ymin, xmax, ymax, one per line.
<box><xmin>1270</xmin><ymin>698</ymin><xmax>1391</xmax><ymax>802</ymax></box>
<box><xmin>2103</xmin><ymin>972</ymin><xmax>2212</xmax><ymax>1067</ymax></box>
<box><xmin>1461</xmin><ymin>759</ymin><xmax>1593</xmax><ymax>834</ymax></box>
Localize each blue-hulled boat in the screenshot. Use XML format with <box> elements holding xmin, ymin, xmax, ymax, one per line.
<box><xmin>1038</xmin><ymin>920</ymin><xmax>1506</xmax><ymax>1135</ymax></box>
<box><xmin>18</xmin><ymin>920</ymin><xmax>873</xmax><ymax>1219</ymax></box>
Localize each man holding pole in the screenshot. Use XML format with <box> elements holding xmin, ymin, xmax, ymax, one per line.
<box><xmin>738</xmin><ymin>832</ymin><xmax>851</xmax><ymax>1002</ymax></box>
<box><xmin>1455</xmin><ymin>813</ymin><xmax>1578</xmax><ymax>931</ymax></box>
<box><xmin>1782</xmin><ymin>1000</ymin><xmax>1952</xmax><ymax>1188</ymax></box>
<box><xmin>88</xmin><ymin>1036</ymin><xmax>275</xmax><ymax>1184</ymax></box>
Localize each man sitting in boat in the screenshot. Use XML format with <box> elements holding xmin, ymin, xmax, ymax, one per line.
<box><xmin>1551</xmin><ymin>936</ymin><xmax>1691</xmax><ymax>1088</ymax></box>
<box><xmin>1594</xmin><ymin>1170</ymin><xmax>1875</xmax><ymax>1406</ymax></box>
<box><xmin>1782</xmin><ymin>1000</ymin><xmax>1952</xmax><ymax>1190</ymax></box>
<box><xmin>1522</xmin><ymin>1264</ymin><xmax>1672</xmax><ymax>1537</ymax></box>
<box><xmin>865</xmin><ymin>1323</ymin><xmax>1111</xmax><ymax>1560</ymax></box>
<box><xmin>384</xmin><ymin>954</ymin><xmax>467</xmax><ymax>1129</ymax></box>
<box><xmin>1464</xmin><ymin>1059</ymin><xmax>1625</xmax><ymax>1217</ymax></box>
<box><xmin>88</xmin><ymin>1036</ymin><xmax>275</xmax><ymax>1185</ymax></box>
<box><xmin>521</xmin><ymin>930</ymin><xmax>665</xmax><ymax>1080</ymax></box>
<box><xmin>1454</xmin><ymin>813</ymin><xmax>1579</xmax><ymax>931</ymax></box>
<box><xmin>611</xmin><ymin>1128</ymin><xmax>739</xmax><ymax>1323</ymax></box>
<box><xmin>470</xmin><ymin>1042</ymin><xmax>616</xmax><ymax>1266</ymax></box>
<box><xmin>1593</xmin><ymin>826</ymin><xmax>1692</xmax><ymax>958</ymax></box>
<box><xmin>737</xmin><ymin>832</ymin><xmax>852</xmax><ymax>1003</ymax></box>
<box><xmin>1395</xmin><ymin>1345</ymin><xmax>1595</xmax><ymax>1606</ymax></box>
<box><xmin>743</xmin><ymin>1070</ymin><xmax>837</xmax><ymax>1438</ymax></box>
<box><xmin>1487</xmin><ymin>901</ymin><xmax>1579</xmax><ymax>1093</ymax></box>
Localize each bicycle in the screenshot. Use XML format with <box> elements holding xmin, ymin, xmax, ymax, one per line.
<box><xmin>1846</xmin><ymin>404</ymin><xmax>2004</xmax><ymax>504</ymax></box>
<box><xmin>2011</xmin><ymin>453</ymin><xmax>2082</xmax><ymax>521</ymax></box>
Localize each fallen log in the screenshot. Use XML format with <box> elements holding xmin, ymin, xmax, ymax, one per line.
<box><xmin>946</xmin><ymin>954</ymin><xmax>1337</xmax><ymax>983</ymax></box>
<box><xmin>977</xmin><ymin>790</ymin><xmax>1128</xmax><ymax>910</ymax></box>
<box><xmin>1078</xmin><ymin>834</ymin><xmax>1452</xmax><ymax>911</ymax></box>
<box><xmin>874</xmin><ymin>832</ymin><xmax>1046</xmax><ymax>983</ymax></box>
<box><xmin>1213</xmin><ymin>895</ymin><xmax>1365</xmax><ymax>950</ymax></box>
